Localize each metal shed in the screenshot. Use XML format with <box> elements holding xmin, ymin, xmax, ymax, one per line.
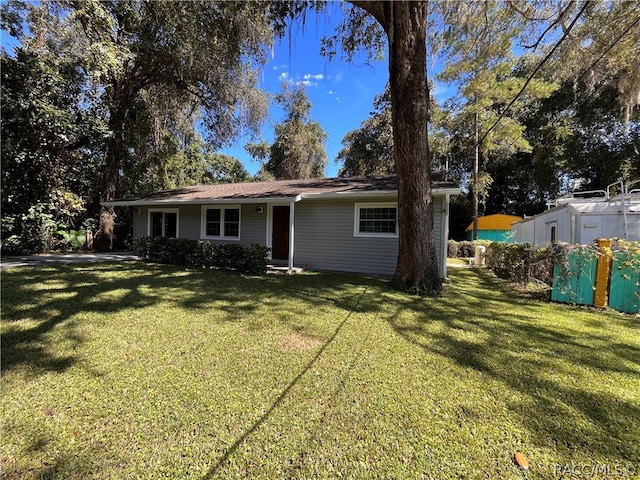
<box><xmin>511</xmin><ymin>184</ymin><xmax>640</xmax><ymax>246</ymax></box>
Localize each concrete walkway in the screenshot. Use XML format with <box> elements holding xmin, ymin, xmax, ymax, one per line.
<box><xmin>0</xmin><ymin>252</ymin><xmax>138</xmax><ymax>270</ymax></box>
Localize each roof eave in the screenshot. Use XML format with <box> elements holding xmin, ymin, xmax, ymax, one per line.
<box><xmin>101</xmin><ymin>196</ymin><xmax>298</xmax><ymax>207</ymax></box>
<box><xmin>102</xmin><ymin>186</ymin><xmax>461</xmax><ymax>207</ymax></box>
<box><xmin>299</xmin><ymin>190</ymin><xmax>397</xmax><ymax>200</ymax></box>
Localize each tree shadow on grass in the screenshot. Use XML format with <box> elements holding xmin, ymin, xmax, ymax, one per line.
<box><xmin>1</xmin><ymin>263</ymin><xmax>385</xmax><ymax>377</ymax></box>
<box><xmin>200</xmin><ymin>284</ymin><xmax>372</xmax><ymax>479</ymax></box>
<box><xmin>1</xmin><ymin>430</ymin><xmax>104</xmax><ymax>480</ymax></box>
<box><xmin>383</xmin><ymin>268</ymin><xmax>640</xmax><ymax>464</ymax></box>
<box><xmin>4</xmin><ymin>262</ymin><xmax>638</xmax><ymax>475</ymax></box>
<box><xmin>3</xmin><ymin>262</ymin><xmax>390</xmax><ymax>478</ymax></box>
<box><xmin>2</xmin><ymin>263</ymin><xmax>160</xmax><ymax>374</ymax></box>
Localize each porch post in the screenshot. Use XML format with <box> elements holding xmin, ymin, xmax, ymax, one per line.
<box><xmin>441</xmin><ymin>194</ymin><xmax>450</xmax><ymax>279</ymax></box>
<box><xmin>288</xmin><ymin>201</ymin><xmax>295</xmax><ymax>274</ymax></box>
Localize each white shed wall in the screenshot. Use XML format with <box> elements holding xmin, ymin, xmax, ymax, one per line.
<box><xmin>512</xmin><ymin>206</ymin><xmax>640</xmax><ymax>246</ymax></box>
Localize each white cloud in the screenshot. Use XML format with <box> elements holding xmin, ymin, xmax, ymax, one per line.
<box><xmin>272</xmin><ymin>64</ymin><xmax>288</xmax><ymax>71</ymax></box>
<box><xmin>276</xmin><ymin>72</ymin><xmax>327</xmax><ymax>89</ymax></box>
<box><xmin>330</xmin><ymin>72</ymin><xmax>344</xmax><ymax>84</ymax></box>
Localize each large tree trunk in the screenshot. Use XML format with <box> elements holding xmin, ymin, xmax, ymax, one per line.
<box><xmin>353</xmin><ymin>1</ymin><xmax>441</xmax><ymax>293</ymax></box>
<box><xmin>94</xmin><ymin>111</ymin><xmax>124</xmax><ymax>251</ymax></box>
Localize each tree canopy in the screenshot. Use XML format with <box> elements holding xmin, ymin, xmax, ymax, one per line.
<box><xmin>331</xmin><ymin>0</ymin><xmax>638</xmax><ymax>254</ymax></box>
<box><xmin>1</xmin><ymin>0</ymin><xmax>299</xmax><ymax>248</ymax></box>
<box><xmin>263</xmin><ymin>81</ymin><xmax>328</xmax><ymax>180</ymax></box>
<box><xmin>337</xmin><ymin>86</ymin><xmax>394</xmax><ymax>177</ymax></box>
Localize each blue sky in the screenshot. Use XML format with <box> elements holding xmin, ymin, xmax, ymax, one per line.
<box><xmin>222</xmin><ymin>6</ymin><xmax>455</xmax><ymax>178</ymax></box>
<box><xmin>222</xmin><ymin>6</ymin><xmax>389</xmax><ymax>178</ymax></box>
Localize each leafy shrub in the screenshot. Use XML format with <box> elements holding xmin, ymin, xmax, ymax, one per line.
<box><xmin>239</xmin><ymin>244</ymin><xmax>272</xmax><ymax>274</ymax></box>
<box><xmin>1</xmin><ymin>191</ymin><xmax>88</xmax><ymax>255</ymax></box>
<box><xmin>485</xmin><ymin>242</ymin><xmax>556</xmax><ymax>285</ymax></box>
<box><xmin>133</xmin><ymin>237</ymin><xmax>271</xmax><ymax>274</ymax></box>
<box><xmin>1</xmin><ymin>235</ymin><xmax>24</xmax><ymax>256</ymax></box>
<box><xmin>448</xmin><ymin>239</ymin><xmax>491</xmax><ymax>258</ymax></box>
<box><xmin>1</xmin><ymin>215</ymin><xmax>23</xmax><ymax>255</ymax></box>
<box><xmin>57</xmin><ymin>229</ymin><xmax>87</xmax><ymax>250</ymax></box>
<box><xmin>528</xmin><ymin>246</ymin><xmax>558</xmax><ymax>286</ymax></box>
<box><xmin>20</xmin><ymin>203</ymin><xmax>62</xmax><ymax>253</ymax></box>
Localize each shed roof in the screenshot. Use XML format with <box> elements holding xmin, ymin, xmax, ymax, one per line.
<box><xmin>465</xmin><ymin>214</ymin><xmax>523</xmax><ymax>232</ymax></box>
<box><xmin>566</xmin><ymin>202</ymin><xmax>640</xmax><ymax>215</ymax></box>
<box><xmin>515</xmin><ymin>198</ymin><xmax>640</xmax><ymax>226</ymax></box>
<box><xmin>102</xmin><ymin>174</ymin><xmax>460</xmax><ymax>206</ymax></box>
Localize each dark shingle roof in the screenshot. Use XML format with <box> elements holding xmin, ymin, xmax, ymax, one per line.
<box><xmin>103</xmin><ymin>174</ymin><xmax>459</xmax><ymax>206</ymax></box>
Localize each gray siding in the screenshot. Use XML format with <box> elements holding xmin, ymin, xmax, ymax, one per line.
<box><xmin>293</xmin><ymin>196</ymin><xmax>444</xmax><ymax>277</ymax></box>
<box><xmin>179</xmin><ymin>204</ymin><xmax>202</xmax><ymax>239</ymax></box>
<box><xmin>240</xmin><ymin>204</ymin><xmax>268</xmax><ymax>245</ymax></box>
<box><xmin>134</xmin><ymin>204</ymin><xmax>267</xmax><ymax>247</ymax></box>
<box><xmin>133</xmin><ymin>209</ymin><xmax>146</xmax><ymax>239</ymax></box>
<box><xmin>133</xmin><ymin>196</ymin><xmax>446</xmax><ymax>277</ymax></box>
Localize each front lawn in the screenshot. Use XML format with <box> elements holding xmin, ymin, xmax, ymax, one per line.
<box><xmin>2</xmin><ymin>263</ymin><xmax>638</xmax><ymax>479</ymax></box>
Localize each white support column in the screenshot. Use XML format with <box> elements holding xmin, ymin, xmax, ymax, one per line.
<box><xmin>265</xmin><ymin>204</ymin><xmax>272</xmax><ymax>258</ymax></box>
<box><xmin>441</xmin><ymin>194</ymin><xmax>450</xmax><ymax>279</ymax></box>
<box><xmin>288</xmin><ymin>201</ymin><xmax>295</xmax><ymax>274</ymax></box>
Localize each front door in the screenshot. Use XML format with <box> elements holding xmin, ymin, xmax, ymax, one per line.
<box><xmin>272</xmin><ymin>206</ymin><xmax>290</xmax><ymax>260</ymax></box>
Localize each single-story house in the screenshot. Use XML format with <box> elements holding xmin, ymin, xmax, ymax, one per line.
<box><xmin>103</xmin><ymin>174</ymin><xmax>460</xmax><ymax>277</ymax></box>
<box><xmin>511</xmin><ymin>190</ymin><xmax>640</xmax><ymax>246</ymax></box>
<box><xmin>464</xmin><ymin>214</ymin><xmax>523</xmax><ymax>241</ymax></box>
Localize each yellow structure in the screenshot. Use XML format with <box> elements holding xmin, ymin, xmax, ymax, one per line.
<box><xmin>465</xmin><ymin>214</ymin><xmax>523</xmax><ymax>241</ymax></box>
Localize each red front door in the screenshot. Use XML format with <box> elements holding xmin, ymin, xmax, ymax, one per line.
<box><xmin>271</xmin><ymin>206</ymin><xmax>290</xmax><ymax>260</ymax></box>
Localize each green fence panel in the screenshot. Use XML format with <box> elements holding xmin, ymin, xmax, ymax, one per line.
<box><xmin>551</xmin><ymin>250</ymin><xmax>597</xmax><ymax>306</ymax></box>
<box><xmin>608</xmin><ymin>251</ymin><xmax>640</xmax><ymax>314</ymax></box>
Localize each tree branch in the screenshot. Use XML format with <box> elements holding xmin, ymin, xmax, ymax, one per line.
<box><xmin>521</xmin><ymin>1</ymin><xmax>575</xmax><ymax>50</ymax></box>
<box><xmin>349</xmin><ymin>1</ymin><xmax>390</xmax><ymax>30</ymax></box>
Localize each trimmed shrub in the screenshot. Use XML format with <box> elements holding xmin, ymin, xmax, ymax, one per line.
<box><xmin>485</xmin><ymin>242</ymin><xmax>556</xmax><ymax>285</ymax></box>
<box><xmin>528</xmin><ymin>245</ymin><xmax>558</xmax><ymax>286</ymax></box>
<box><xmin>133</xmin><ymin>237</ymin><xmax>271</xmax><ymax>274</ymax></box>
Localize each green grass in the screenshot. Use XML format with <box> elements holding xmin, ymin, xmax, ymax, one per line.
<box><xmin>446</xmin><ymin>257</ymin><xmax>470</xmax><ymax>266</ymax></box>
<box><xmin>2</xmin><ymin>262</ymin><xmax>639</xmax><ymax>479</ymax></box>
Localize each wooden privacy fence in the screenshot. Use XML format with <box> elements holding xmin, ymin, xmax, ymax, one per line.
<box><xmin>552</xmin><ymin>239</ymin><xmax>640</xmax><ymax>314</ymax></box>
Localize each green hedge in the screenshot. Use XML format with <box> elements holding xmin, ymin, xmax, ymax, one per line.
<box><xmin>448</xmin><ymin>239</ymin><xmax>492</xmax><ymax>258</ymax></box>
<box><xmin>485</xmin><ymin>242</ymin><xmax>556</xmax><ymax>285</ymax></box>
<box><xmin>133</xmin><ymin>237</ymin><xmax>271</xmax><ymax>274</ymax></box>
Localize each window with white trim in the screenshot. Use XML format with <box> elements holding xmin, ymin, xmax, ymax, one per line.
<box><xmin>354</xmin><ymin>203</ymin><xmax>398</xmax><ymax>237</ymax></box>
<box><xmin>148</xmin><ymin>209</ymin><xmax>179</xmax><ymax>238</ymax></box>
<box><xmin>201</xmin><ymin>205</ymin><xmax>241</xmax><ymax>239</ymax></box>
